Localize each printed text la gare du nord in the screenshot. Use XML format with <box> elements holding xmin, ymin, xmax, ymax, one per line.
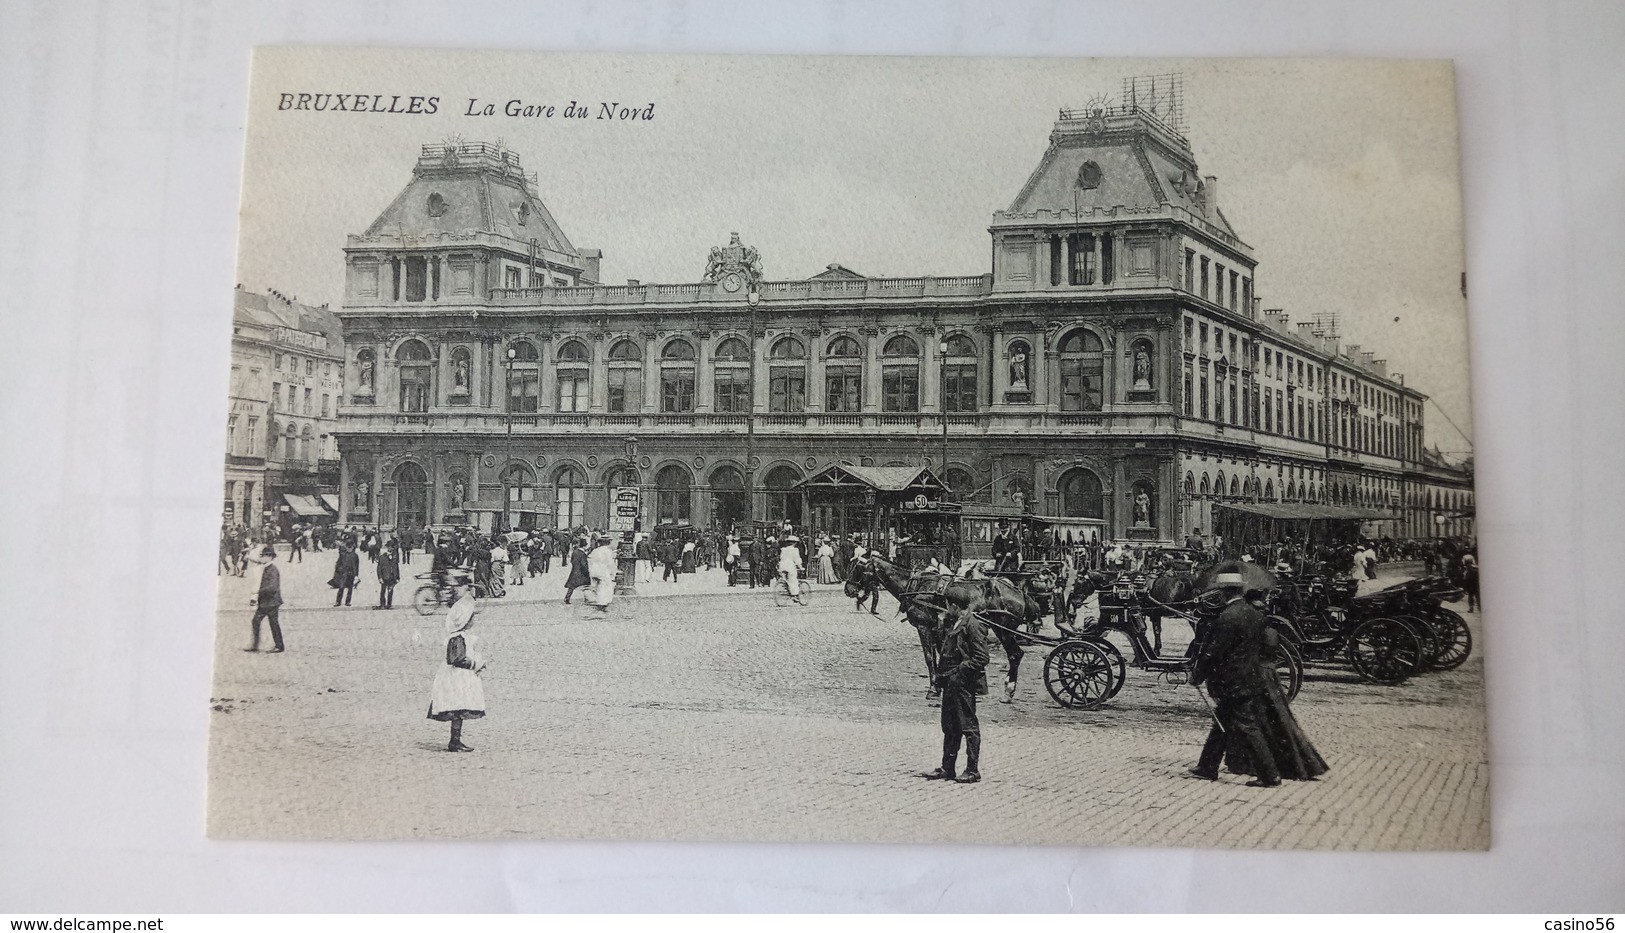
<box><xmin>275</xmin><ymin>93</ymin><xmax>656</xmax><ymax>120</ymax></box>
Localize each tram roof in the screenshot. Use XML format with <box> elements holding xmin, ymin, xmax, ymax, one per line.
<box><xmin>795</xmin><ymin>463</ymin><xmax>946</xmax><ymax>493</ymax></box>
<box><xmin>1214</xmin><ymin>502</ymin><xmax>1392</xmax><ymax>522</ymax></box>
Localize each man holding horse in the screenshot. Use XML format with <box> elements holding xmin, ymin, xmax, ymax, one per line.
<box><xmin>922</xmin><ymin>607</ymin><xmax>989</xmax><ymax>784</ymax></box>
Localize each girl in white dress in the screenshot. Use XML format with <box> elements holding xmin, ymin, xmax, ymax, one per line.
<box><xmin>428</xmin><ymin>588</ymin><xmax>486</xmax><ymax>752</ymax></box>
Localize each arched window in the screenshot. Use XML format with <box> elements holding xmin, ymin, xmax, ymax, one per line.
<box><xmin>764</xmin><ymin>465</ymin><xmax>803</xmax><ymax>525</ymax></box>
<box><xmin>554</xmin><ymin>465</ymin><xmax>586</xmax><ymax>529</ymax></box>
<box><xmin>943</xmin><ymin>334</ymin><xmax>978</xmax><ymax>412</ymax></box>
<box><xmin>1229</xmin><ymin>476</ymin><xmax>1240</xmax><ymax>498</ymax></box>
<box><xmin>1200</xmin><ymin>473</ymin><xmax>1211</xmax><ymax>497</ymax></box>
<box><xmin>505</xmin><ymin>340</ymin><xmax>539</xmax><ymax>413</ymax></box>
<box><xmin>825</xmin><ymin>336</ymin><xmax>863</xmax><ymax>413</ymax></box>
<box><xmin>300</xmin><ymin>425</ymin><xmax>314</xmax><ymax>464</ymax></box>
<box><xmin>945</xmin><ymin>467</ymin><xmax>977</xmax><ymax>503</ymax></box>
<box><xmin>397</xmin><ymin>339</ymin><xmax>432</xmax><ymax>412</ymax></box>
<box><xmin>709</xmin><ymin>464</ymin><xmax>749</xmax><ymax>530</ymax></box>
<box><xmin>881</xmin><ymin>334</ymin><xmax>920</xmax><ymax>412</ymax></box>
<box><xmin>1059</xmin><ymin>469</ymin><xmax>1104</xmax><ymax>519</ymax></box>
<box><xmin>556</xmin><ymin>340</ymin><xmax>590</xmax><ymax>412</ymax></box>
<box><xmin>1214</xmin><ymin>471</ymin><xmax>1226</xmax><ymax>501</ymax></box>
<box><xmin>660</xmin><ymin>339</ymin><xmax>696</xmax><ymax>413</ymax></box>
<box><xmin>394</xmin><ymin>461</ymin><xmax>429</xmax><ymax>530</ymax></box>
<box><xmin>607</xmin><ymin>339</ymin><xmax>642</xmax><ymax>413</ymax></box>
<box><xmin>1287</xmin><ymin>481</ymin><xmax>1297</xmax><ymax>501</ymax></box>
<box><xmin>656</xmin><ymin>464</ymin><xmax>692</xmax><ymax>523</ymax></box>
<box><xmin>1059</xmin><ymin>330</ymin><xmax>1104</xmax><ymax>411</ymax></box>
<box><xmin>770</xmin><ymin>336</ymin><xmax>807</xmax><ymax>413</ymax></box>
<box><xmin>502</xmin><ymin>462</ymin><xmax>536</xmax><ymax>530</ymax></box>
<box><xmin>449</xmin><ymin>346</ymin><xmax>473</xmax><ymax>400</ymax></box>
<box><xmin>283</xmin><ymin>423</ymin><xmax>297</xmax><ymax>461</ymax></box>
<box><xmin>1184</xmin><ymin>472</ymin><xmax>1195</xmax><ymax>496</ymax></box>
<box><xmin>713</xmin><ymin>337</ymin><xmax>751</xmax><ymax>414</ymax></box>
<box><xmin>1264</xmin><ymin>479</ymin><xmax>1274</xmax><ymax>501</ymax></box>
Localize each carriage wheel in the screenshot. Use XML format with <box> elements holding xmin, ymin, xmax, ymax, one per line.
<box><xmin>1426</xmin><ymin>609</ymin><xmax>1473</xmax><ymax>671</ymax></box>
<box><xmin>1043</xmin><ymin>640</ymin><xmax>1120</xmax><ymax>710</ymax></box>
<box><xmin>1396</xmin><ymin>615</ymin><xmax>1441</xmax><ymax>669</ymax></box>
<box><xmin>1347</xmin><ymin>617</ymin><xmax>1423</xmax><ymax>685</ymax></box>
<box><xmin>1268</xmin><ymin>637</ymin><xmax>1305</xmax><ymax>703</ymax></box>
<box><xmin>412</xmin><ymin>585</ymin><xmax>441</xmax><ymax>617</ymax></box>
<box><xmin>1093</xmin><ymin>639</ymin><xmax>1128</xmax><ymax>700</ymax></box>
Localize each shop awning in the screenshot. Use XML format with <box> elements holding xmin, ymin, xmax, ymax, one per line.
<box><xmin>795</xmin><ymin>463</ymin><xmax>947</xmax><ymax>493</ymax></box>
<box><xmin>1213</xmin><ymin>502</ymin><xmax>1393</xmax><ymax>521</ymax></box>
<box><xmin>319</xmin><ymin>494</ymin><xmax>339</xmax><ymax>514</ymax></box>
<box><xmin>281</xmin><ymin>494</ymin><xmax>333</xmax><ymax>518</ymax></box>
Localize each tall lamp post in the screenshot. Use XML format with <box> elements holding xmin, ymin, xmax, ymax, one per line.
<box><xmin>745</xmin><ymin>288</ymin><xmax>760</xmax><ymax>526</ymax></box>
<box><xmin>938</xmin><ymin>338</ymin><xmax>950</xmax><ymax>487</ymax></box>
<box><xmin>501</xmin><ymin>345</ymin><xmax>518</xmax><ymax>533</ymax></box>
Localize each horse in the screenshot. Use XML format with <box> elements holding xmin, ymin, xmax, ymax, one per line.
<box><xmin>847</xmin><ymin>555</ymin><xmax>1048</xmax><ymax>703</ymax></box>
<box><xmin>1063</xmin><ymin>566</ymin><xmax>1202</xmax><ymax>654</ymax></box>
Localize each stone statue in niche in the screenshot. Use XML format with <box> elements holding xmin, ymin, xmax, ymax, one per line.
<box><xmin>452</xmin><ymin>481</ymin><xmax>465</xmax><ymax>507</ymax></box>
<box><xmin>358</xmin><ymin>356</ymin><xmax>375</xmax><ymax>392</ymax></box>
<box><xmin>1008</xmin><ymin>344</ymin><xmax>1030</xmax><ymax>392</ymax></box>
<box><xmin>1132</xmin><ymin>345</ymin><xmax>1152</xmax><ymax>391</ymax></box>
<box><xmin>356</xmin><ymin>482</ymin><xmax>370</xmax><ymax>509</ymax></box>
<box><xmin>1134</xmin><ymin>489</ymin><xmax>1152</xmax><ymax>527</ymax></box>
<box><xmin>453</xmin><ymin>356</ymin><xmax>470</xmax><ymax>394</ymax></box>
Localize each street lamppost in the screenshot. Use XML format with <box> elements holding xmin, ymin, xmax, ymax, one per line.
<box><xmin>745</xmin><ymin>287</ymin><xmax>760</xmax><ymax>526</ymax></box>
<box><xmin>502</xmin><ymin>345</ymin><xmax>518</xmax><ymax>533</ymax></box>
<box><xmin>938</xmin><ymin>338</ymin><xmax>950</xmax><ymax>486</ymax></box>
<box><xmin>504</xmin><ymin>345</ymin><xmax>517</xmax><ymax>437</ymax></box>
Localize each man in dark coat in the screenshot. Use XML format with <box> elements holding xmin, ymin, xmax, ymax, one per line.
<box><xmin>375</xmin><ymin>542</ymin><xmax>400</xmax><ymax>609</ymax></box>
<box><xmin>922</xmin><ymin>607</ymin><xmax>989</xmax><ymax>783</ymax></box>
<box><xmin>661</xmin><ymin>538</ymin><xmax>681</xmax><ymax>582</ymax></box>
<box><xmin>247</xmin><ymin>558</ymin><xmax>285</xmax><ymax>653</ymax></box>
<box><xmin>563</xmin><ymin>539</ymin><xmax>592</xmax><ymax>603</ymax></box>
<box><xmin>1190</xmin><ymin>573</ymin><xmax>1282</xmax><ymax>787</ymax></box>
<box><xmin>329</xmin><ymin>543</ymin><xmax>360</xmax><ymax>607</ymax></box>
<box><xmin>991</xmin><ymin>523</ymin><xmax>1017</xmax><ymax>573</ymax></box>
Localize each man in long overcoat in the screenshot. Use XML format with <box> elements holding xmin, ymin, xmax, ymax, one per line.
<box><xmin>563</xmin><ymin>538</ymin><xmax>592</xmax><ymax>603</ymax></box>
<box><xmin>329</xmin><ymin>543</ymin><xmax>360</xmax><ymax>607</ymax></box>
<box><xmin>375</xmin><ymin>543</ymin><xmax>400</xmax><ymax>609</ymax></box>
<box><xmin>1190</xmin><ymin>573</ymin><xmax>1281</xmax><ymax>787</ymax></box>
<box><xmin>247</xmin><ymin>557</ymin><xmax>285</xmax><ymax>652</ymax></box>
<box><xmin>922</xmin><ymin>608</ymin><xmax>989</xmax><ymax>783</ymax></box>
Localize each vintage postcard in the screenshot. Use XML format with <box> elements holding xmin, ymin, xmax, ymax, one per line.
<box><xmin>210</xmin><ymin>48</ymin><xmax>1483</xmax><ymax>848</ymax></box>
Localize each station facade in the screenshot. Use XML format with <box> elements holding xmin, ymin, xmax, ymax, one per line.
<box><xmin>332</xmin><ymin>107</ymin><xmax>1473</xmax><ymax>544</ymax></box>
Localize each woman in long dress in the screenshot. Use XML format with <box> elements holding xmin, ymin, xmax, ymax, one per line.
<box><xmin>427</xmin><ymin>589</ymin><xmax>486</xmax><ymax>753</ymax></box>
<box><xmin>816</xmin><ymin>538</ymin><xmax>835</xmax><ymax>585</ymax></box>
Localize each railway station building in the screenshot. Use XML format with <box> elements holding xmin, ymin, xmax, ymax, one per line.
<box><xmin>331</xmin><ymin>100</ymin><xmax>1473</xmax><ymax>544</ymax></box>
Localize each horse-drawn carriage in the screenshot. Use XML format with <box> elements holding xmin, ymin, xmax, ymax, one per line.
<box><xmin>1262</xmin><ymin>570</ymin><xmax>1472</xmax><ymax>684</ymax></box>
<box><xmin>1041</xmin><ymin>564</ymin><xmax>1305</xmax><ymax>710</ymax></box>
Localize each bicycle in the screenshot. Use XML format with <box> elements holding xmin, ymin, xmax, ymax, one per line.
<box><xmin>412</xmin><ymin>568</ymin><xmax>478</xmax><ymax>616</ymax></box>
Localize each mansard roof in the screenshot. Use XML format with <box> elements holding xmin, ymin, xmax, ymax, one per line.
<box><xmin>362</xmin><ymin>142</ymin><xmax>578</xmax><ymax>259</ymax></box>
<box><xmin>1003</xmin><ymin>107</ymin><xmax>1240</xmax><ymax>241</ymax></box>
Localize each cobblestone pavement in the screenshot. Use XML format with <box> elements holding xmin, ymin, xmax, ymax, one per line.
<box><xmin>208</xmin><ymin>554</ymin><xmax>1488</xmax><ymax>849</ymax></box>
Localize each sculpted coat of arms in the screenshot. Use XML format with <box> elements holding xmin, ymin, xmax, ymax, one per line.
<box><xmin>703</xmin><ymin>232</ymin><xmax>764</xmax><ymax>293</ymax></box>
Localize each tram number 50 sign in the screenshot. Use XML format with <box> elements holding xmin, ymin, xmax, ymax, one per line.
<box><xmin>610</xmin><ymin>487</ymin><xmax>641</xmax><ymax>532</ymax></box>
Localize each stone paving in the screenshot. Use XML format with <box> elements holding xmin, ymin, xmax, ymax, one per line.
<box><xmin>207</xmin><ymin>550</ymin><xmax>1489</xmax><ymax>849</ymax></box>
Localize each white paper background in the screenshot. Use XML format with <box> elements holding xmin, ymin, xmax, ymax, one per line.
<box><xmin>1</xmin><ymin>0</ymin><xmax>1621</xmax><ymax>912</ymax></box>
